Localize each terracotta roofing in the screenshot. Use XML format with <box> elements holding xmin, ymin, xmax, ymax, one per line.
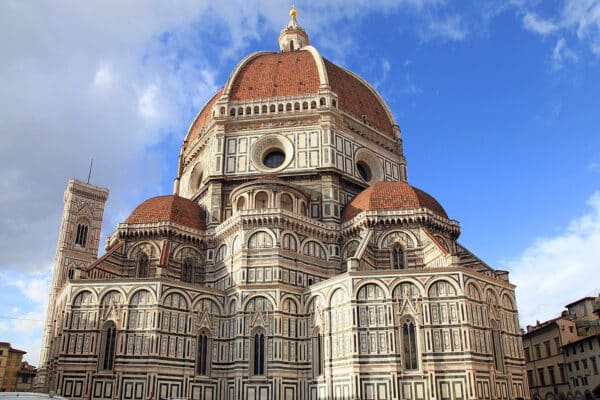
<box><xmin>323</xmin><ymin>59</ymin><xmax>393</xmax><ymax>135</ymax></box>
<box><xmin>185</xmin><ymin>88</ymin><xmax>223</xmax><ymax>147</ymax></box>
<box><xmin>229</xmin><ymin>51</ymin><xmax>320</xmax><ymax>100</ymax></box>
<box><xmin>342</xmin><ymin>181</ymin><xmax>448</xmax><ymax>222</ymax></box>
<box><xmin>228</xmin><ymin>51</ymin><xmax>395</xmax><ymax>136</ymax></box>
<box><xmin>126</xmin><ymin>195</ymin><xmax>206</xmax><ymax>230</ymax></box>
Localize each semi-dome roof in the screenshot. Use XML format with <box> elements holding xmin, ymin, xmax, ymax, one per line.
<box><xmin>342</xmin><ymin>181</ymin><xmax>448</xmax><ymax>222</ymax></box>
<box><xmin>125</xmin><ymin>195</ymin><xmax>206</xmax><ymax>230</ymax></box>
<box><xmin>184</xmin><ymin>47</ymin><xmax>397</xmax><ymax>147</ymax></box>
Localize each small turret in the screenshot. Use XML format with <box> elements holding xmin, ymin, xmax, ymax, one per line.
<box><xmin>278</xmin><ymin>6</ymin><xmax>309</xmax><ymax>52</ymax></box>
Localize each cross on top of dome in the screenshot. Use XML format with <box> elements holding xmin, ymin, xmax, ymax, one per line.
<box><xmin>279</xmin><ymin>6</ymin><xmax>309</xmax><ymax>52</ymax></box>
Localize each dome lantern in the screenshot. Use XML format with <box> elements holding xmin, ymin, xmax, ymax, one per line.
<box><xmin>279</xmin><ymin>6</ymin><xmax>309</xmax><ymax>52</ymax></box>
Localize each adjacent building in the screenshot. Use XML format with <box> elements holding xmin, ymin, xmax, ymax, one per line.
<box><xmin>0</xmin><ymin>342</ymin><xmax>37</xmax><ymax>392</ymax></box>
<box><xmin>524</xmin><ymin>296</ymin><xmax>600</xmax><ymax>400</ymax></box>
<box><xmin>36</xmin><ymin>8</ymin><xmax>528</xmax><ymax>400</ymax></box>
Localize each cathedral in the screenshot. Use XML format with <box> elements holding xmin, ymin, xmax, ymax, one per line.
<box><xmin>37</xmin><ymin>8</ymin><xmax>528</xmax><ymax>400</ymax></box>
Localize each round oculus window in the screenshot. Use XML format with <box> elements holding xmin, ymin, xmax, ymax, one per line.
<box><xmin>356</xmin><ymin>161</ymin><xmax>372</xmax><ymax>182</ymax></box>
<box><xmin>263</xmin><ymin>149</ymin><xmax>286</xmax><ymax>169</ymax></box>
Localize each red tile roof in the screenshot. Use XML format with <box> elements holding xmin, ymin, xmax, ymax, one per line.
<box><xmin>229</xmin><ymin>51</ymin><xmax>320</xmax><ymax>100</ymax></box>
<box><xmin>185</xmin><ymin>88</ymin><xmax>223</xmax><ymax>146</ymax></box>
<box><xmin>323</xmin><ymin>59</ymin><xmax>393</xmax><ymax>135</ymax></box>
<box><xmin>126</xmin><ymin>195</ymin><xmax>206</xmax><ymax>230</ymax></box>
<box><xmin>342</xmin><ymin>181</ymin><xmax>448</xmax><ymax>222</ymax></box>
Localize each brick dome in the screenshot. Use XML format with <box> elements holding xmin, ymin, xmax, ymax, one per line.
<box><xmin>125</xmin><ymin>195</ymin><xmax>206</xmax><ymax>230</ymax></box>
<box><xmin>184</xmin><ymin>48</ymin><xmax>397</xmax><ymax>146</ymax></box>
<box><xmin>342</xmin><ymin>181</ymin><xmax>448</xmax><ymax>222</ymax></box>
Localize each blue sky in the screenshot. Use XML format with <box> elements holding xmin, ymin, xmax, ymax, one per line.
<box><xmin>1</xmin><ymin>0</ymin><xmax>599</xmax><ymax>365</ymax></box>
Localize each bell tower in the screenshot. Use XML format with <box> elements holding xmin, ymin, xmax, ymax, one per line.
<box><xmin>36</xmin><ymin>179</ymin><xmax>108</xmax><ymax>391</ymax></box>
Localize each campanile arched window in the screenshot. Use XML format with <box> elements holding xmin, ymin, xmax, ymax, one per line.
<box><xmin>100</xmin><ymin>321</ymin><xmax>117</xmax><ymax>371</ymax></box>
<box><xmin>402</xmin><ymin>319</ymin><xmax>418</xmax><ymax>370</ymax></box>
<box><xmin>75</xmin><ymin>223</ymin><xmax>88</xmax><ymax>247</ymax></box>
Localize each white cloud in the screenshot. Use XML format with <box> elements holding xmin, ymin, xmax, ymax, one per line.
<box><xmin>92</xmin><ymin>62</ymin><xmax>114</xmax><ymax>91</ymax></box>
<box><xmin>420</xmin><ymin>14</ymin><xmax>468</xmax><ymax>41</ymax></box>
<box><xmin>509</xmin><ymin>191</ymin><xmax>600</xmax><ymax>327</ymax></box>
<box><xmin>523</xmin><ymin>12</ymin><xmax>558</xmax><ymax>35</ymax></box>
<box><xmin>520</xmin><ymin>0</ymin><xmax>600</xmax><ymax>65</ymax></box>
<box><xmin>552</xmin><ymin>37</ymin><xmax>579</xmax><ymax>69</ymax></box>
<box><xmin>14</xmin><ymin>275</ymin><xmax>51</xmax><ymax>305</ymax></box>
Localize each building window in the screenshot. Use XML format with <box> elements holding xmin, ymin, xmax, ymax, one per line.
<box><xmin>591</xmin><ymin>357</ymin><xmax>599</xmax><ymax>375</ymax></box>
<box><xmin>559</xmin><ymin>363</ymin><xmax>566</xmax><ymax>383</ymax></box>
<box><xmin>402</xmin><ymin>319</ymin><xmax>418</xmax><ymax>370</ymax></box>
<box><xmin>75</xmin><ymin>223</ymin><xmax>88</xmax><ymax>247</ymax></box>
<box><xmin>137</xmin><ymin>253</ymin><xmax>149</xmax><ymax>278</ymax></box>
<box><xmin>392</xmin><ymin>246</ymin><xmax>405</xmax><ymax>270</ymax></box>
<box><xmin>182</xmin><ymin>258</ymin><xmax>194</xmax><ymax>283</ymax></box>
<box><xmin>196</xmin><ymin>332</ymin><xmax>210</xmax><ymax>375</ymax></box>
<box><xmin>527</xmin><ymin>370</ymin><xmax>534</xmax><ymax>387</ymax></box>
<box><xmin>544</xmin><ymin>340</ymin><xmax>551</xmax><ymax>356</ymax></box>
<box><xmin>524</xmin><ymin>347</ymin><xmax>531</xmax><ymax>361</ymax></box>
<box><xmin>535</xmin><ymin>344</ymin><xmax>541</xmax><ymax>359</ymax></box>
<box><xmin>555</xmin><ymin>337</ymin><xmax>561</xmax><ymax>353</ymax></box>
<box><xmin>548</xmin><ymin>366</ymin><xmax>556</xmax><ymax>384</ymax></box>
<box><xmin>253</xmin><ymin>331</ymin><xmax>266</xmax><ymax>375</ymax></box>
<box><xmin>100</xmin><ymin>321</ymin><xmax>117</xmax><ymax>371</ymax></box>
<box><xmin>538</xmin><ymin>368</ymin><xmax>545</xmax><ymax>386</ymax></box>
<box><xmin>575</xmin><ymin>361</ymin><xmax>580</xmax><ymax>370</ymax></box>
<box><xmin>582</xmin><ymin>358</ymin><xmax>588</xmax><ymax>370</ymax></box>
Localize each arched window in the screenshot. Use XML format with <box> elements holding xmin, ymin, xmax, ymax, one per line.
<box><xmin>75</xmin><ymin>223</ymin><xmax>88</xmax><ymax>247</ymax></box>
<box><xmin>491</xmin><ymin>320</ymin><xmax>505</xmax><ymax>372</ymax></box>
<box><xmin>100</xmin><ymin>321</ymin><xmax>117</xmax><ymax>371</ymax></box>
<box><xmin>182</xmin><ymin>258</ymin><xmax>194</xmax><ymax>283</ymax></box>
<box><xmin>196</xmin><ymin>331</ymin><xmax>211</xmax><ymax>375</ymax></box>
<box><xmin>290</xmin><ymin>40</ymin><xmax>294</xmax><ymax>51</ymax></box>
<box><xmin>392</xmin><ymin>246</ymin><xmax>405</xmax><ymax>269</ymax></box>
<box><xmin>280</xmin><ymin>193</ymin><xmax>293</xmax><ymax>211</ymax></box>
<box><xmin>137</xmin><ymin>253</ymin><xmax>149</xmax><ymax>278</ymax></box>
<box><xmin>255</xmin><ymin>192</ymin><xmax>268</xmax><ymax>209</ymax></box>
<box><xmin>313</xmin><ymin>329</ymin><xmax>324</xmax><ymax>377</ymax></box>
<box><xmin>253</xmin><ymin>331</ymin><xmax>266</xmax><ymax>375</ymax></box>
<box><xmin>402</xmin><ymin>319</ymin><xmax>418</xmax><ymax>370</ymax></box>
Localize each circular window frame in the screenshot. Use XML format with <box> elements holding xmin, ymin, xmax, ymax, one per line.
<box><xmin>354</xmin><ymin>148</ymin><xmax>383</xmax><ymax>183</ymax></box>
<box><xmin>251</xmin><ymin>134</ymin><xmax>294</xmax><ymax>173</ymax></box>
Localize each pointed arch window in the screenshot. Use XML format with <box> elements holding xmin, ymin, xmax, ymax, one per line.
<box><xmin>137</xmin><ymin>253</ymin><xmax>149</xmax><ymax>278</ymax></box>
<box><xmin>75</xmin><ymin>223</ymin><xmax>88</xmax><ymax>247</ymax></box>
<box><xmin>182</xmin><ymin>258</ymin><xmax>194</xmax><ymax>283</ymax></box>
<box><xmin>402</xmin><ymin>319</ymin><xmax>418</xmax><ymax>370</ymax></box>
<box><xmin>253</xmin><ymin>331</ymin><xmax>266</xmax><ymax>375</ymax></box>
<box><xmin>313</xmin><ymin>329</ymin><xmax>324</xmax><ymax>377</ymax></box>
<box><xmin>100</xmin><ymin>321</ymin><xmax>117</xmax><ymax>371</ymax></box>
<box><xmin>392</xmin><ymin>246</ymin><xmax>405</xmax><ymax>269</ymax></box>
<box><xmin>196</xmin><ymin>331</ymin><xmax>211</xmax><ymax>375</ymax></box>
<box><xmin>491</xmin><ymin>321</ymin><xmax>505</xmax><ymax>372</ymax></box>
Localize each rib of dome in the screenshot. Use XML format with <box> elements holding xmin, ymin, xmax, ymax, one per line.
<box><xmin>323</xmin><ymin>59</ymin><xmax>393</xmax><ymax>135</ymax></box>
<box><xmin>342</xmin><ymin>181</ymin><xmax>448</xmax><ymax>222</ymax></box>
<box><xmin>125</xmin><ymin>195</ymin><xmax>206</xmax><ymax>230</ymax></box>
